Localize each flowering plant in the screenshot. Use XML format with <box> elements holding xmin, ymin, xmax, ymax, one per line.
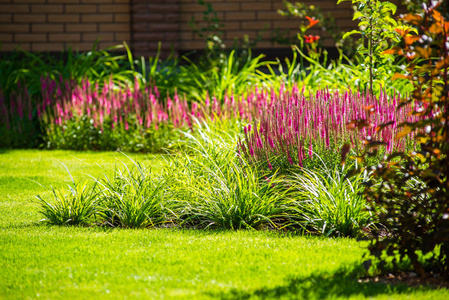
<box><xmin>303</xmin><ymin>34</ymin><xmax>320</xmax><ymax>44</ymax></box>
<box><xmin>305</xmin><ymin>16</ymin><xmax>319</xmax><ymax>28</ymax></box>
<box><xmin>296</xmin><ymin>15</ymin><xmax>322</xmax><ymax>62</ymax></box>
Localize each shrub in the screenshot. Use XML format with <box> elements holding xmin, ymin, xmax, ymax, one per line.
<box><xmin>0</xmin><ymin>88</ymin><xmax>41</xmax><ymax>148</ymax></box>
<box><xmin>342</xmin><ymin>1</ymin><xmax>449</xmax><ymax>277</ymax></box>
<box><xmin>339</xmin><ymin>0</ymin><xmax>403</xmax><ymax>96</ymax></box>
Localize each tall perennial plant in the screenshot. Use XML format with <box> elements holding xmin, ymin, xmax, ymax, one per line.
<box><xmin>239</xmin><ymin>87</ymin><xmax>420</xmax><ymax>174</ymax></box>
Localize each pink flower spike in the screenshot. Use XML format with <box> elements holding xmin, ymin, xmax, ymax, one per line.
<box><xmin>257</xmin><ymin>136</ymin><xmax>263</xmax><ymax>148</ymax></box>
<box><xmin>297</xmin><ymin>144</ymin><xmax>303</xmax><ymax>167</ymax></box>
<box><xmin>309</xmin><ymin>141</ymin><xmax>313</xmax><ymax>159</ymax></box>
<box><xmin>287</xmin><ymin>151</ymin><xmax>293</xmax><ymax>165</ymax></box>
<box><xmin>249</xmin><ymin>145</ymin><xmax>254</xmax><ymax>156</ymax></box>
<box><xmin>266</xmin><ymin>154</ymin><xmax>273</xmax><ymax>170</ymax></box>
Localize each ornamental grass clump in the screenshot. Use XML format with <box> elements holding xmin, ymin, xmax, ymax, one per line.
<box><xmin>96</xmin><ymin>157</ymin><xmax>171</xmax><ymax>228</ymax></box>
<box><xmin>239</xmin><ymin>87</ymin><xmax>419</xmax><ymax>174</ymax></box>
<box><xmin>36</xmin><ymin>170</ymin><xmax>99</xmax><ymax>226</ymax></box>
<box><xmin>164</xmin><ymin>122</ymin><xmax>296</xmax><ymax>230</ymax></box>
<box><xmin>287</xmin><ymin>162</ymin><xmax>372</xmax><ymax>237</ymax></box>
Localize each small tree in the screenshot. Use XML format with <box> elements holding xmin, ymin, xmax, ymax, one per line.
<box><xmin>339</xmin><ymin>0</ymin><xmax>401</xmax><ymax>96</ymax></box>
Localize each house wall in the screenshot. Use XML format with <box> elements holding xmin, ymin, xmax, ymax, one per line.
<box><xmin>131</xmin><ymin>0</ymin><xmax>180</xmax><ymax>58</ymax></box>
<box><xmin>178</xmin><ymin>0</ymin><xmax>355</xmax><ymax>50</ymax></box>
<box><xmin>1</xmin><ymin>0</ymin><xmax>406</xmax><ymax>57</ymax></box>
<box><xmin>0</xmin><ymin>0</ymin><xmax>131</xmax><ymax>52</ymax></box>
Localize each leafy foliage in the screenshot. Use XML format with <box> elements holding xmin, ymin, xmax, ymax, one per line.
<box><xmin>279</xmin><ymin>0</ymin><xmax>356</xmax><ymax>53</ymax></box>
<box><xmin>342</xmin><ymin>1</ymin><xmax>449</xmax><ymax>277</ymax></box>
<box><xmin>288</xmin><ymin>163</ymin><xmax>372</xmax><ymax>237</ymax></box>
<box><xmin>96</xmin><ymin>157</ymin><xmax>170</xmax><ymax>228</ymax></box>
<box><xmin>0</xmin><ymin>88</ymin><xmax>41</xmax><ymax>148</ymax></box>
<box><xmin>0</xmin><ymin>42</ymin><xmax>137</xmax><ymax>100</ymax></box>
<box><xmin>36</xmin><ymin>170</ymin><xmax>99</xmax><ymax>226</ymax></box>
<box><xmin>164</xmin><ymin>122</ymin><xmax>295</xmax><ymax>230</ymax></box>
<box><xmin>338</xmin><ymin>0</ymin><xmax>408</xmax><ymax>95</ymax></box>
<box><xmin>188</xmin><ymin>0</ymin><xmax>225</xmax><ymax>60</ymax></box>
<box><xmin>180</xmin><ymin>50</ymin><xmax>270</xmax><ymax>103</ymax></box>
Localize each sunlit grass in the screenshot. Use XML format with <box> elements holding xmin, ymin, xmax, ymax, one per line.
<box><xmin>0</xmin><ymin>150</ymin><xmax>447</xmax><ymax>299</ymax></box>
<box><xmin>0</xmin><ymin>150</ymin><xmax>152</xmax><ymax>227</ymax></box>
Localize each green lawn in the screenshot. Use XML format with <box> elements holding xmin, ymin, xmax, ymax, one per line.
<box><xmin>0</xmin><ymin>150</ymin><xmax>447</xmax><ymax>299</ymax></box>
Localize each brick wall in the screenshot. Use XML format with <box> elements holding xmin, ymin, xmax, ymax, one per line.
<box><xmin>131</xmin><ymin>0</ymin><xmax>179</xmax><ymax>58</ymax></box>
<box><xmin>0</xmin><ymin>0</ymin><xmax>130</xmax><ymax>52</ymax></box>
<box><xmin>179</xmin><ymin>0</ymin><xmax>355</xmax><ymax>50</ymax></box>
<box><xmin>179</xmin><ymin>0</ymin><xmax>405</xmax><ymax>50</ymax></box>
<box><xmin>1</xmin><ymin>0</ymin><xmax>406</xmax><ymax>56</ymax></box>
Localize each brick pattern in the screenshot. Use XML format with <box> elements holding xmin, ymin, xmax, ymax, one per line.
<box><xmin>1</xmin><ymin>0</ymin><xmax>406</xmax><ymax>55</ymax></box>
<box><xmin>131</xmin><ymin>0</ymin><xmax>180</xmax><ymax>58</ymax></box>
<box><xmin>179</xmin><ymin>0</ymin><xmax>406</xmax><ymax>50</ymax></box>
<box><xmin>0</xmin><ymin>0</ymin><xmax>130</xmax><ymax>52</ymax></box>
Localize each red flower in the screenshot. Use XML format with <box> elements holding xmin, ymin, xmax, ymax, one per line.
<box><xmin>304</xmin><ymin>35</ymin><xmax>320</xmax><ymax>43</ymax></box>
<box><xmin>306</xmin><ymin>16</ymin><xmax>319</xmax><ymax>28</ymax></box>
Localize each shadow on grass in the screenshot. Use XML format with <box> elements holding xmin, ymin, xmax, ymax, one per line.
<box><xmin>0</xmin><ymin>149</ymin><xmax>11</xmax><ymax>154</ymax></box>
<box><xmin>210</xmin><ymin>267</ymin><xmax>443</xmax><ymax>299</ymax></box>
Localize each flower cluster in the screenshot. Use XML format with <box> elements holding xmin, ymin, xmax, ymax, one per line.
<box><xmin>302</xmin><ymin>16</ymin><xmax>320</xmax><ymax>44</ymax></box>
<box><xmin>239</xmin><ymin>87</ymin><xmax>420</xmax><ymax>170</ymax></box>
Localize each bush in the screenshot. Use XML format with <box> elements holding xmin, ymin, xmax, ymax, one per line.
<box><xmin>0</xmin><ymin>88</ymin><xmax>41</xmax><ymax>148</ymax></box>
<box><xmin>342</xmin><ymin>1</ymin><xmax>449</xmax><ymax>277</ymax></box>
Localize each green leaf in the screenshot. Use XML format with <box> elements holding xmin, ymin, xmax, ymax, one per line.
<box><xmin>384</xmin><ymin>2</ymin><xmax>397</xmax><ymax>15</ymax></box>
<box><xmin>388</xmin><ymin>18</ymin><xmax>398</xmax><ymax>27</ymax></box>
<box><xmin>342</xmin><ymin>30</ymin><xmax>359</xmax><ymax>40</ymax></box>
<box><xmin>353</xmin><ymin>11</ymin><xmax>364</xmax><ymax>20</ymax></box>
<box><xmin>359</xmin><ymin>21</ymin><xmax>369</xmax><ymax>27</ymax></box>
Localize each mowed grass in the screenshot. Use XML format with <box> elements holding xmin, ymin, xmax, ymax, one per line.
<box><xmin>0</xmin><ymin>150</ymin><xmax>447</xmax><ymax>299</ymax></box>
<box><xmin>0</xmin><ymin>149</ymin><xmax>154</xmax><ymax>228</ymax></box>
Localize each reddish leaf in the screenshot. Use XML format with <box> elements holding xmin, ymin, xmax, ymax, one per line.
<box><xmin>404</xmin><ymin>34</ymin><xmax>419</xmax><ymax>46</ymax></box>
<box><xmin>396</xmin><ymin>125</ymin><xmax>412</xmax><ymax>139</ymax></box>
<box><xmin>414</xmin><ymin>47</ymin><xmax>432</xmax><ymax>59</ymax></box>
<box><xmin>401</xmin><ymin>14</ymin><xmax>422</xmax><ymax>25</ymax></box>
<box><xmin>375</xmin><ymin>121</ymin><xmax>395</xmax><ymax>133</ymax></box>
<box><xmin>383</xmin><ymin>49</ymin><xmax>400</xmax><ymax>55</ymax></box>
<box><xmin>341</xmin><ymin>143</ymin><xmax>350</xmax><ymax>165</ymax></box>
<box><xmin>391</xmin><ymin>73</ymin><xmax>409</xmax><ymax>80</ymax></box>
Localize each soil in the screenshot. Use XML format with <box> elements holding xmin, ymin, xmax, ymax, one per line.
<box><xmin>359</xmin><ymin>272</ymin><xmax>449</xmax><ymax>289</ymax></box>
